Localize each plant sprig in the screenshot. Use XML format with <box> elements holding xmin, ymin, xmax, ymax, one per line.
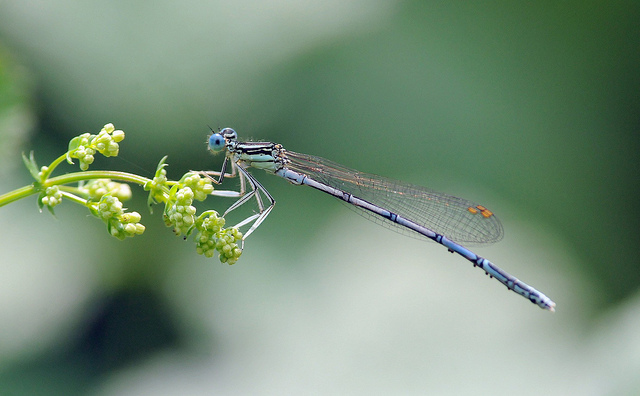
<box><xmin>0</xmin><ymin>123</ymin><xmax>243</xmax><ymax>264</ymax></box>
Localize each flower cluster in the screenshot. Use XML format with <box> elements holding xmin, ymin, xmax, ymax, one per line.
<box><xmin>193</xmin><ymin>211</ymin><xmax>243</xmax><ymax>264</ymax></box>
<box><xmin>165</xmin><ymin>186</ymin><xmax>198</xmax><ymax>236</ymax></box>
<box><xmin>90</xmin><ymin>194</ymin><xmax>145</xmax><ymax>240</ymax></box>
<box><xmin>181</xmin><ymin>172</ymin><xmax>215</xmax><ymax>201</ymax></box>
<box><xmin>214</xmin><ymin>228</ymin><xmax>243</xmax><ymax>265</ymax></box>
<box><xmin>66</xmin><ymin>123</ymin><xmax>125</xmax><ymax>170</ymax></box>
<box><xmin>163</xmin><ymin>172</ymin><xmax>215</xmax><ymax>236</ymax></box>
<box><xmin>160</xmin><ymin>172</ymin><xmax>244</xmax><ymax>264</ymax></box>
<box><xmin>40</xmin><ymin>185</ymin><xmax>63</xmax><ymax>208</ymax></box>
<box><xmin>80</xmin><ymin>179</ymin><xmax>132</xmax><ymax>201</ymax></box>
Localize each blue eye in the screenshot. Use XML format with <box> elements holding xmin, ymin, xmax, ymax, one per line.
<box><xmin>208</xmin><ymin>133</ymin><xmax>226</xmax><ymax>152</ymax></box>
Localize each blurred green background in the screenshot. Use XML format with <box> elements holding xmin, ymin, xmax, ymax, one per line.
<box><xmin>1</xmin><ymin>1</ymin><xmax>638</xmax><ymax>395</ymax></box>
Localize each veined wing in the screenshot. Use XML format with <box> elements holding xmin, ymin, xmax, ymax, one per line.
<box><xmin>284</xmin><ymin>151</ymin><xmax>503</xmax><ymax>245</ymax></box>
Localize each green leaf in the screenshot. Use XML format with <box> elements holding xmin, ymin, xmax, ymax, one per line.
<box><xmin>22</xmin><ymin>151</ymin><xmax>40</xmax><ymax>180</ymax></box>
<box><xmin>155</xmin><ymin>155</ymin><xmax>169</xmax><ymax>173</ymax></box>
<box><xmin>67</xmin><ymin>135</ymin><xmax>82</xmax><ymax>152</ymax></box>
<box><xmin>36</xmin><ymin>191</ymin><xmax>44</xmax><ymax>211</ymax></box>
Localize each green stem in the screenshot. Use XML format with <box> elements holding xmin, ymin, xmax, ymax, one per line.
<box><xmin>0</xmin><ymin>184</ymin><xmax>38</xmax><ymax>207</ymax></box>
<box><xmin>41</xmin><ymin>153</ymin><xmax>70</xmax><ymax>180</ymax></box>
<box><xmin>59</xmin><ymin>190</ymin><xmax>89</xmax><ymax>206</ymax></box>
<box><xmin>46</xmin><ymin>170</ymin><xmax>151</xmax><ymax>187</ymax></box>
<box><xmin>0</xmin><ymin>170</ymin><xmax>153</xmax><ymax>207</ymax></box>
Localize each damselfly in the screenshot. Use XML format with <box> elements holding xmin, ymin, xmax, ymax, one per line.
<box><xmin>201</xmin><ymin>128</ymin><xmax>556</xmax><ymax>311</ymax></box>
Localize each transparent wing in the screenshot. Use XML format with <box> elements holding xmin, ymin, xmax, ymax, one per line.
<box><xmin>285</xmin><ymin>151</ymin><xmax>503</xmax><ymax>245</ymax></box>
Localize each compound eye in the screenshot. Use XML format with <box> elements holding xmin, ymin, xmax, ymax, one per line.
<box><xmin>208</xmin><ymin>133</ymin><xmax>226</xmax><ymax>152</ymax></box>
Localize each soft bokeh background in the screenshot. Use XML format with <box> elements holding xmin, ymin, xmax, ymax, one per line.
<box><xmin>1</xmin><ymin>1</ymin><xmax>639</xmax><ymax>395</ymax></box>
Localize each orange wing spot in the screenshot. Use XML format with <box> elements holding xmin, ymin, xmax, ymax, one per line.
<box><xmin>469</xmin><ymin>204</ymin><xmax>494</xmax><ymax>218</ymax></box>
<box><xmin>481</xmin><ymin>209</ymin><xmax>493</xmax><ymax>218</ymax></box>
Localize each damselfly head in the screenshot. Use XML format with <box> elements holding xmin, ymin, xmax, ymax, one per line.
<box><xmin>208</xmin><ymin>127</ymin><xmax>238</xmax><ymax>152</ymax></box>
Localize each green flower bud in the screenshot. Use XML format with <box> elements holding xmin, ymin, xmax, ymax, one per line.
<box><xmin>112</xmin><ymin>129</ymin><xmax>125</xmax><ymax>142</ymax></box>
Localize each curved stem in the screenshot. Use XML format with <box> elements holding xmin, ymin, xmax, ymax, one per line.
<box><xmin>41</xmin><ymin>153</ymin><xmax>70</xmax><ymax>180</ymax></box>
<box><xmin>46</xmin><ymin>170</ymin><xmax>151</xmax><ymax>187</ymax></box>
<box><xmin>0</xmin><ymin>170</ymin><xmax>153</xmax><ymax>207</ymax></box>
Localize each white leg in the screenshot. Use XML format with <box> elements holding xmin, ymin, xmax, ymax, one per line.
<box><xmin>230</xmin><ymin>166</ymin><xmax>276</xmax><ymax>247</ymax></box>
<box><xmin>196</xmin><ymin>162</ymin><xmax>276</xmax><ymax>247</ymax></box>
<box><xmin>194</xmin><ymin>162</ymin><xmax>245</xmax><ymax>198</ymax></box>
<box><xmin>192</xmin><ymin>156</ymin><xmax>237</xmax><ymax>185</ymax></box>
